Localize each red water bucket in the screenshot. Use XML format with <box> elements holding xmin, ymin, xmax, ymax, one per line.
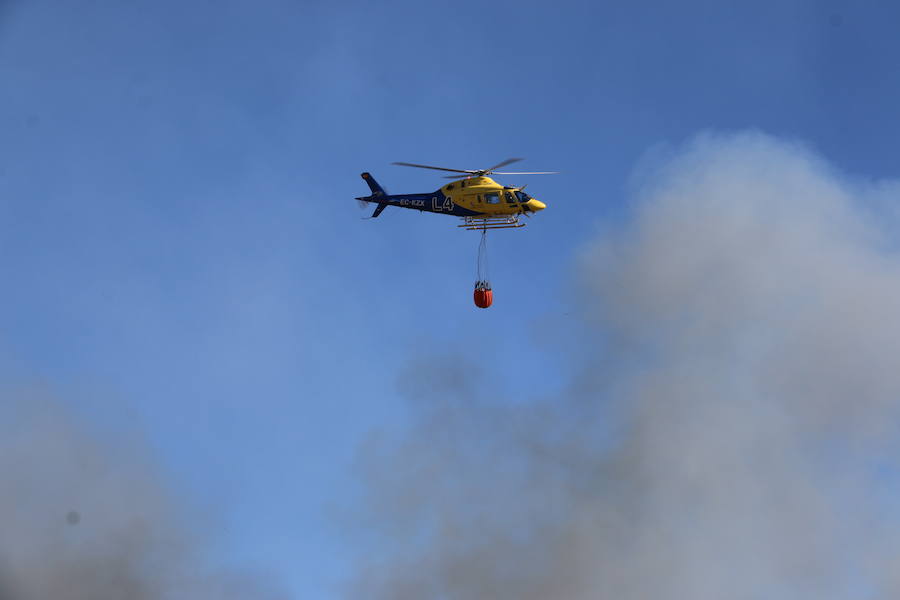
<box><xmin>473</xmin><ymin>281</ymin><xmax>493</xmax><ymax>309</ymax></box>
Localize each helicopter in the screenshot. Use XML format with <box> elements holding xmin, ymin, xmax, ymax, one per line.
<box><xmin>356</xmin><ymin>158</ymin><xmax>554</xmax><ymax>230</ymax></box>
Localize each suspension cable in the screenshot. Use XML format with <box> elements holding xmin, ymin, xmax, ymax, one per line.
<box><xmin>476</xmin><ymin>228</ymin><xmax>489</xmax><ymax>285</ymax></box>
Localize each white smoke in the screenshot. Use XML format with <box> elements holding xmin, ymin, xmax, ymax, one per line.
<box><xmin>350</xmin><ymin>132</ymin><xmax>900</xmax><ymax>599</ymax></box>
<box><xmin>0</xmin><ymin>393</ymin><xmax>287</xmax><ymax>600</ymax></box>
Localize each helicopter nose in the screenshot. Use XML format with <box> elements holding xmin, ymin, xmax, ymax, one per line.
<box><xmin>527</xmin><ymin>199</ymin><xmax>546</xmax><ymax>211</ymax></box>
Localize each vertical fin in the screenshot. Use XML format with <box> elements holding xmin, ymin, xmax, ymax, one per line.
<box><xmin>361</xmin><ymin>172</ymin><xmax>386</xmax><ymax>196</ymax></box>
<box><xmin>371</xmin><ymin>203</ymin><xmax>388</xmax><ymax>218</ymax></box>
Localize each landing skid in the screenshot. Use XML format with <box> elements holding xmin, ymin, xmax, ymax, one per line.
<box><xmin>458</xmin><ymin>215</ymin><xmax>526</xmax><ymax>231</ymax></box>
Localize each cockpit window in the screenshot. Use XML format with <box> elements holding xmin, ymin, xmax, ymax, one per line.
<box><xmin>504</xmin><ymin>191</ymin><xmax>516</xmax><ymax>204</ymax></box>
<box><xmin>515</xmin><ymin>190</ymin><xmax>530</xmax><ymax>202</ymax></box>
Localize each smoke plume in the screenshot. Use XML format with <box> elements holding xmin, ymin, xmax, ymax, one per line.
<box><xmin>0</xmin><ymin>393</ymin><xmax>286</xmax><ymax>600</ymax></box>
<box><xmin>351</xmin><ymin>132</ymin><xmax>900</xmax><ymax>599</ymax></box>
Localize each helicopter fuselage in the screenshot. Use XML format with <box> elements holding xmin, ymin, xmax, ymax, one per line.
<box><xmin>356</xmin><ymin>174</ymin><xmax>546</xmax><ymax>219</ymax></box>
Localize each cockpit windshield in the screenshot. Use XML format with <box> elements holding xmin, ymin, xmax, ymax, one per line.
<box><xmin>514</xmin><ymin>190</ymin><xmax>531</xmax><ymax>202</ymax></box>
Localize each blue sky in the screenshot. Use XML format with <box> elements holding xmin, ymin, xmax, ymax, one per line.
<box><xmin>3</xmin><ymin>1</ymin><xmax>900</xmax><ymax>597</ymax></box>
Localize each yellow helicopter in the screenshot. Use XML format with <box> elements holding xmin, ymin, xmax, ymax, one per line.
<box><xmin>356</xmin><ymin>158</ymin><xmax>554</xmax><ymax>230</ymax></box>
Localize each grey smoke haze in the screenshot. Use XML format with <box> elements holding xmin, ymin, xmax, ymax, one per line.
<box><xmin>0</xmin><ymin>394</ymin><xmax>286</xmax><ymax>600</ymax></box>
<box><xmin>351</xmin><ymin>132</ymin><xmax>900</xmax><ymax>599</ymax></box>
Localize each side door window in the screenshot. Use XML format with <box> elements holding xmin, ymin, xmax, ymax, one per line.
<box><xmin>484</xmin><ymin>193</ymin><xmax>500</xmax><ymax>204</ymax></box>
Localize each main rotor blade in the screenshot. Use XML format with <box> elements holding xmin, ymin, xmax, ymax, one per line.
<box><xmin>483</xmin><ymin>157</ymin><xmax>524</xmax><ymax>173</ymax></box>
<box><xmin>443</xmin><ymin>171</ymin><xmax>558</xmax><ymax>179</ymax></box>
<box><xmin>492</xmin><ymin>171</ymin><xmax>559</xmax><ymax>175</ymax></box>
<box><xmin>392</xmin><ymin>161</ymin><xmax>474</xmax><ymax>174</ymax></box>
